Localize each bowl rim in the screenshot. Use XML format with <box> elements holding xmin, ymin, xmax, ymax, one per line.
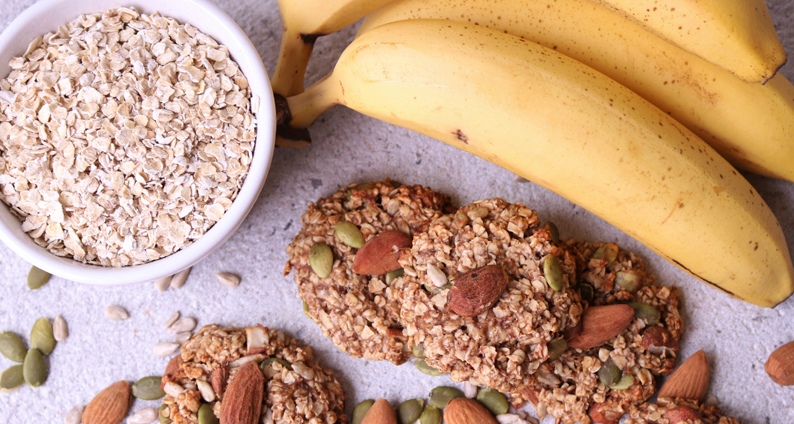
<box><xmin>0</xmin><ymin>0</ymin><xmax>276</xmax><ymax>285</ymax></box>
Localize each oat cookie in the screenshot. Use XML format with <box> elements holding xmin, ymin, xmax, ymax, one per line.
<box><xmin>160</xmin><ymin>324</ymin><xmax>346</xmax><ymax>424</ymax></box>
<box><xmin>285</xmin><ymin>180</ymin><xmax>450</xmax><ymax>364</ymax></box>
<box><xmin>511</xmin><ymin>240</ymin><xmax>684</xmax><ymax>424</ymax></box>
<box><xmin>395</xmin><ymin>198</ymin><xmax>583</xmax><ymax>394</ymax></box>
<box><xmin>627</xmin><ymin>397</ymin><xmax>740</xmax><ymax>424</ymax></box>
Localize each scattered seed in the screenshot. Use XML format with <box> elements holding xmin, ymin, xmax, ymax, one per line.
<box><xmin>615</xmin><ymin>271</ymin><xmax>641</xmax><ymax>292</ymax></box>
<box><xmin>704</xmin><ymin>395</ymin><xmax>719</xmax><ymax>406</ymax></box>
<box><xmin>352</xmin><ymin>399</ymin><xmax>375</xmax><ymax>424</ymax></box>
<box><xmin>159</xmin><ymin>405</ymin><xmax>172</xmax><ymax>424</ymax></box>
<box><xmin>429</xmin><ymin>386</ymin><xmax>464</xmax><ymax>408</ymax></box>
<box><xmin>609</xmin><ymin>374</ymin><xmax>635</xmax><ymax>391</ymax></box>
<box><xmin>630</xmin><ymin>302</ymin><xmax>661</xmax><ymax>325</ymax></box>
<box><xmin>514</xmin><ymin>173</ymin><xmax>529</xmax><ymax>183</ymax></box>
<box><xmin>128</xmin><ymin>407</ymin><xmax>158</xmax><ymax>424</ymax></box>
<box><xmin>216</xmin><ymin>272</ymin><xmax>240</xmax><ymax>288</ymax></box>
<box><xmin>0</xmin><ymin>332</ymin><xmax>26</xmax><ymax>363</ymax></box>
<box><xmin>419</xmin><ymin>405</ymin><xmax>442</xmax><ymax>424</ymax></box>
<box><xmin>334</xmin><ymin>221</ymin><xmax>365</xmax><ymax>248</ymax></box>
<box><xmin>163</xmin><ymin>311</ymin><xmax>180</xmax><ymax>329</ymax></box>
<box><xmin>27</xmin><ymin>266</ymin><xmax>51</xmax><ymax>290</ymax></box>
<box><xmin>302</xmin><ymin>301</ymin><xmax>310</xmax><ymax>318</ymax></box>
<box><xmin>598</xmin><ymin>361</ymin><xmax>622</xmax><ymax>387</ymax></box>
<box><xmin>426</xmin><ymin>264</ymin><xmax>447</xmax><ymax>288</ymax></box>
<box><xmin>476</xmin><ymin>388</ymin><xmax>509</xmax><ymax>415</ymax></box>
<box><xmin>0</xmin><ymin>364</ymin><xmax>24</xmax><ymax>393</ymax></box>
<box><xmin>105</xmin><ymin>305</ymin><xmax>129</xmax><ymax>321</ymax></box>
<box><xmin>170</xmin><ymin>267</ymin><xmax>192</xmax><ymax>289</ymax></box>
<box><xmin>412</xmin><ymin>344</ymin><xmax>426</xmax><ymax>359</ymax></box>
<box><xmin>547</xmin><ymin>338</ymin><xmax>567</xmax><ymax>361</ymax></box>
<box><xmin>309</xmin><ymin>243</ymin><xmax>333</xmax><ymax>278</ymax></box>
<box><xmin>22</xmin><ymin>348</ymin><xmax>47</xmax><ymax>387</ymax></box>
<box><xmin>196</xmin><ymin>380</ymin><xmax>216</xmax><ymax>402</ymax></box>
<box><xmin>543</xmin><ymin>255</ymin><xmax>563</xmax><ymax>292</ymax></box>
<box><xmin>546</xmin><ymin>222</ymin><xmax>560</xmax><ymax>244</ymax></box>
<box><xmin>153</xmin><ymin>342</ymin><xmax>180</xmax><ymax>358</ymax></box>
<box><xmin>133</xmin><ymin>376</ymin><xmax>166</xmax><ymax>400</ymax></box>
<box><xmin>174</xmin><ymin>332</ymin><xmax>191</xmax><ymax>345</ymax></box>
<box><xmin>463</xmin><ymin>381</ymin><xmax>478</xmax><ymax>398</ymax></box>
<box><xmin>169</xmin><ymin>317</ymin><xmax>196</xmax><ymax>334</ymax></box>
<box><xmin>154</xmin><ymin>276</ymin><xmax>172</xmax><ymax>292</ymax></box>
<box><xmin>30</xmin><ymin>317</ymin><xmax>56</xmax><ymax>355</ymax></box>
<box><xmin>64</xmin><ymin>406</ymin><xmax>84</xmax><ymax>424</ymax></box>
<box><xmin>397</xmin><ymin>398</ymin><xmax>424</xmax><ymax>424</ymax></box>
<box><xmin>415</xmin><ymin>360</ymin><xmax>442</xmax><ymax>376</ymax></box>
<box><xmin>53</xmin><ymin>315</ymin><xmax>68</xmax><ymax>342</ymax></box>
<box><xmin>385</xmin><ymin>268</ymin><xmax>404</xmax><ymax>284</ymax></box>
<box><xmin>198</xmin><ymin>403</ymin><xmax>219</xmax><ymax>424</ymax></box>
<box><xmin>593</xmin><ymin>243</ymin><xmax>619</xmax><ymax>265</ymax></box>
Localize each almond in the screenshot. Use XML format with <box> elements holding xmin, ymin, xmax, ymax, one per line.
<box><xmin>220</xmin><ymin>361</ymin><xmax>264</xmax><ymax>424</ymax></box>
<box><xmin>161</xmin><ymin>354</ymin><xmax>185</xmax><ymax>389</ymax></box>
<box><xmin>211</xmin><ymin>366</ymin><xmax>229</xmax><ymax>397</ymax></box>
<box><xmin>446</xmin><ymin>265</ymin><xmax>509</xmax><ymax>317</ymax></box>
<box><xmin>765</xmin><ymin>340</ymin><xmax>794</xmax><ymax>386</ymax></box>
<box><xmin>443</xmin><ymin>398</ymin><xmax>498</xmax><ymax>424</ymax></box>
<box><xmin>361</xmin><ymin>398</ymin><xmax>397</xmax><ymax>424</ymax></box>
<box><xmin>665</xmin><ymin>405</ymin><xmax>702</xmax><ymax>424</ymax></box>
<box><xmin>566</xmin><ymin>304</ymin><xmax>635</xmax><ymax>349</ymax></box>
<box><xmin>352</xmin><ymin>231</ymin><xmax>412</xmax><ymax>275</ymax></box>
<box><xmin>657</xmin><ymin>350</ymin><xmax>710</xmax><ymax>402</ymax></box>
<box><xmin>587</xmin><ymin>402</ymin><xmax>620</xmax><ymax>424</ymax></box>
<box><xmin>82</xmin><ymin>381</ymin><xmax>132</xmax><ymax>424</ymax></box>
<box><xmin>642</xmin><ymin>326</ymin><xmax>680</xmax><ymax>353</ymax></box>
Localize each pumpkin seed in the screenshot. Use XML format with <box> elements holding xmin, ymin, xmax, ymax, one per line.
<box><xmin>543</xmin><ymin>255</ymin><xmax>563</xmax><ymax>291</ymax></box>
<box><xmin>30</xmin><ymin>318</ymin><xmax>56</xmax><ymax>355</ymax></box>
<box><xmin>352</xmin><ymin>399</ymin><xmax>375</xmax><ymax>424</ymax></box>
<box><xmin>412</xmin><ymin>344</ymin><xmax>426</xmax><ymax>359</ymax></box>
<box><xmin>22</xmin><ymin>348</ymin><xmax>47</xmax><ymax>387</ymax></box>
<box><xmin>261</xmin><ymin>357</ymin><xmax>293</xmax><ymax>372</ymax></box>
<box><xmin>546</xmin><ymin>222</ymin><xmax>560</xmax><ymax>244</ymax></box>
<box><xmin>27</xmin><ymin>266</ymin><xmax>51</xmax><ymax>290</ymax></box>
<box><xmin>609</xmin><ymin>374</ymin><xmax>635</xmax><ymax>391</ymax></box>
<box><xmin>547</xmin><ymin>338</ymin><xmax>567</xmax><ymax>361</ymax></box>
<box><xmin>309</xmin><ymin>243</ymin><xmax>333</xmax><ymax>278</ymax></box>
<box><xmin>386</xmin><ymin>268</ymin><xmax>404</xmax><ymax>284</ymax></box>
<box><xmin>630</xmin><ymin>302</ymin><xmax>660</xmax><ymax>325</ymax></box>
<box><xmin>0</xmin><ymin>364</ymin><xmax>24</xmax><ymax>393</ymax></box>
<box><xmin>0</xmin><ymin>332</ymin><xmax>26</xmax><ymax>363</ymax></box>
<box><xmin>133</xmin><ymin>376</ymin><xmax>166</xmax><ymax>400</ymax></box>
<box><xmin>578</xmin><ymin>283</ymin><xmax>594</xmax><ymax>303</ymax></box>
<box><xmin>597</xmin><ymin>361</ymin><xmax>622</xmax><ymax>387</ymax></box>
<box><xmin>335</xmin><ymin>221</ymin><xmax>365</xmax><ymax>248</ymax></box>
<box><xmin>198</xmin><ymin>403</ymin><xmax>219</xmax><ymax>424</ymax></box>
<box><xmin>476</xmin><ymin>388</ymin><xmax>509</xmax><ymax>415</ymax></box>
<box><xmin>159</xmin><ymin>405</ymin><xmax>172</xmax><ymax>424</ymax></box>
<box><xmin>429</xmin><ymin>386</ymin><xmax>463</xmax><ymax>408</ymax></box>
<box><xmin>302</xmin><ymin>301</ymin><xmax>311</xmax><ymax>318</ymax></box>
<box><xmin>615</xmin><ymin>271</ymin><xmax>641</xmax><ymax>292</ymax></box>
<box><xmin>397</xmin><ymin>399</ymin><xmax>424</xmax><ymax>424</ymax></box>
<box><xmin>419</xmin><ymin>405</ymin><xmax>441</xmax><ymax>424</ymax></box>
<box><xmin>593</xmin><ymin>243</ymin><xmax>619</xmax><ymax>265</ymax></box>
<box><xmin>415</xmin><ymin>360</ymin><xmax>442</xmax><ymax>376</ymax></box>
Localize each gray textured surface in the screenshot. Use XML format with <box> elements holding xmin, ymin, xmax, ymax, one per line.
<box><xmin>0</xmin><ymin>0</ymin><xmax>793</xmax><ymax>422</ymax></box>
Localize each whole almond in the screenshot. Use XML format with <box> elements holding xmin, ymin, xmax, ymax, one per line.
<box><xmin>765</xmin><ymin>340</ymin><xmax>794</xmax><ymax>386</ymax></box>
<box><xmin>567</xmin><ymin>304</ymin><xmax>635</xmax><ymax>349</ymax></box>
<box><xmin>657</xmin><ymin>350</ymin><xmax>710</xmax><ymax>402</ymax></box>
<box><xmin>220</xmin><ymin>361</ymin><xmax>264</xmax><ymax>424</ymax></box>
<box><xmin>443</xmin><ymin>398</ymin><xmax>497</xmax><ymax>424</ymax></box>
<box><xmin>447</xmin><ymin>265</ymin><xmax>509</xmax><ymax>317</ymax></box>
<box><xmin>665</xmin><ymin>405</ymin><xmax>702</xmax><ymax>424</ymax></box>
<box><xmin>361</xmin><ymin>398</ymin><xmax>397</xmax><ymax>424</ymax></box>
<box><xmin>161</xmin><ymin>354</ymin><xmax>185</xmax><ymax>389</ymax></box>
<box><xmin>211</xmin><ymin>366</ymin><xmax>229</xmax><ymax>397</ymax></box>
<box><xmin>352</xmin><ymin>231</ymin><xmax>411</xmax><ymax>275</ymax></box>
<box><xmin>82</xmin><ymin>381</ymin><xmax>132</xmax><ymax>424</ymax></box>
<box><xmin>588</xmin><ymin>402</ymin><xmax>620</xmax><ymax>424</ymax></box>
<box><xmin>642</xmin><ymin>326</ymin><xmax>680</xmax><ymax>352</ymax></box>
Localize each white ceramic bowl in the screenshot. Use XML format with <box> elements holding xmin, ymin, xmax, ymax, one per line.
<box><xmin>0</xmin><ymin>0</ymin><xmax>275</xmax><ymax>284</ymax></box>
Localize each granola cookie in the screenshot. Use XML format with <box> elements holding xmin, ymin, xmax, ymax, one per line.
<box><xmin>285</xmin><ymin>180</ymin><xmax>450</xmax><ymax>364</ymax></box>
<box><xmin>160</xmin><ymin>325</ymin><xmax>346</xmax><ymax>424</ymax></box>
<box><xmin>511</xmin><ymin>240</ymin><xmax>684</xmax><ymax>424</ymax></box>
<box><xmin>627</xmin><ymin>397</ymin><xmax>741</xmax><ymax>424</ymax></box>
<box><xmin>394</xmin><ymin>198</ymin><xmax>583</xmax><ymax>394</ymax></box>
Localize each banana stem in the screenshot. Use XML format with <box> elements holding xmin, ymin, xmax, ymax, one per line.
<box><xmin>286</xmin><ymin>74</ymin><xmax>341</xmax><ymax>128</ymax></box>
<box><xmin>271</xmin><ymin>28</ymin><xmax>317</xmax><ymax>97</ymax></box>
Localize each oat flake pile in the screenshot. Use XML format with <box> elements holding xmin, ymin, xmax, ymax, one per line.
<box><xmin>0</xmin><ymin>7</ymin><xmax>257</xmax><ymax>267</ymax></box>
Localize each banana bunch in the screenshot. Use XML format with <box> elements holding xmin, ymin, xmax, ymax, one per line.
<box><xmin>271</xmin><ymin>3</ymin><xmax>794</xmax><ymax>307</ymax></box>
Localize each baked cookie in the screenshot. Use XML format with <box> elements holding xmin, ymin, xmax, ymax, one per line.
<box><xmin>159</xmin><ymin>325</ymin><xmax>346</xmax><ymax>424</ymax></box>
<box><xmin>394</xmin><ymin>198</ymin><xmax>583</xmax><ymax>394</ymax></box>
<box><xmin>627</xmin><ymin>397</ymin><xmax>741</xmax><ymax>424</ymax></box>
<box><xmin>285</xmin><ymin>180</ymin><xmax>450</xmax><ymax>364</ymax></box>
<box><xmin>511</xmin><ymin>240</ymin><xmax>684</xmax><ymax>424</ymax></box>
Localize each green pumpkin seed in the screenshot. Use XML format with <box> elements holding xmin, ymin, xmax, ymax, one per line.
<box><xmin>428</xmin><ymin>386</ymin><xmax>463</xmax><ymax>408</ymax></box>
<box><xmin>415</xmin><ymin>360</ymin><xmax>442</xmax><ymax>376</ymax></box>
<box><xmin>0</xmin><ymin>332</ymin><xmax>26</xmax><ymax>363</ymax></box>
<box><xmin>22</xmin><ymin>348</ymin><xmax>47</xmax><ymax>388</ymax></box>
<box><xmin>261</xmin><ymin>357</ymin><xmax>292</xmax><ymax>371</ymax></box>
<box><xmin>133</xmin><ymin>376</ymin><xmax>166</xmax><ymax>400</ymax></box>
<box><xmin>397</xmin><ymin>399</ymin><xmax>424</xmax><ymax>424</ymax></box>
<box><xmin>609</xmin><ymin>374</ymin><xmax>635</xmax><ymax>391</ymax></box>
<box><xmin>630</xmin><ymin>302</ymin><xmax>660</xmax><ymax>325</ymax></box>
<box><xmin>546</xmin><ymin>222</ymin><xmax>560</xmax><ymax>244</ymax></box>
<box><xmin>597</xmin><ymin>361</ymin><xmax>622</xmax><ymax>387</ymax></box>
<box><xmin>593</xmin><ymin>243</ymin><xmax>619</xmax><ymax>266</ymax></box>
<box><xmin>335</xmin><ymin>221</ymin><xmax>365</xmax><ymax>248</ymax></box>
<box><xmin>615</xmin><ymin>271</ymin><xmax>641</xmax><ymax>292</ymax></box>
<box><xmin>578</xmin><ymin>283</ymin><xmax>594</xmax><ymax>303</ymax></box>
<box><xmin>543</xmin><ymin>255</ymin><xmax>563</xmax><ymax>292</ymax></box>
<box><xmin>309</xmin><ymin>243</ymin><xmax>333</xmax><ymax>278</ymax></box>
<box><xmin>159</xmin><ymin>404</ymin><xmax>172</xmax><ymax>424</ymax></box>
<box><xmin>0</xmin><ymin>365</ymin><xmax>24</xmax><ymax>393</ymax></box>
<box><xmin>30</xmin><ymin>318</ymin><xmax>56</xmax><ymax>356</ymax></box>
<box><xmin>412</xmin><ymin>344</ymin><xmax>426</xmax><ymax>359</ymax></box>
<box><xmin>345</xmin><ymin>183</ymin><xmax>375</xmax><ymax>201</ymax></box>
<box><xmin>386</xmin><ymin>268</ymin><xmax>405</xmax><ymax>284</ymax></box>
<box><xmin>547</xmin><ymin>338</ymin><xmax>567</xmax><ymax>361</ymax></box>
<box><xmin>303</xmin><ymin>301</ymin><xmax>311</xmax><ymax>318</ymax></box>
<box><xmin>419</xmin><ymin>405</ymin><xmax>442</xmax><ymax>424</ymax></box>
<box><xmin>476</xmin><ymin>388</ymin><xmax>509</xmax><ymax>415</ymax></box>
<box><xmin>27</xmin><ymin>266</ymin><xmax>51</xmax><ymax>290</ymax></box>
<box><xmin>352</xmin><ymin>399</ymin><xmax>375</xmax><ymax>424</ymax></box>
<box><xmin>198</xmin><ymin>403</ymin><xmax>219</xmax><ymax>424</ymax></box>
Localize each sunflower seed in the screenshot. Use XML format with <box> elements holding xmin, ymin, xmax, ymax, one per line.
<box><xmin>105</xmin><ymin>305</ymin><xmax>129</xmax><ymax>321</ymax></box>
<box><xmin>426</xmin><ymin>264</ymin><xmax>447</xmax><ymax>287</ymax></box>
<box><xmin>53</xmin><ymin>315</ymin><xmax>68</xmax><ymax>342</ymax></box>
<box><xmin>216</xmin><ymin>272</ymin><xmax>240</xmax><ymax>288</ymax></box>
<box><xmin>174</xmin><ymin>332</ymin><xmax>191</xmax><ymax>344</ymax></box>
<box><xmin>163</xmin><ymin>311</ymin><xmax>180</xmax><ymax>329</ymax></box>
<box><xmin>169</xmin><ymin>317</ymin><xmax>196</xmax><ymax>334</ymax></box>
<box><xmin>154</xmin><ymin>276</ymin><xmax>172</xmax><ymax>292</ymax></box>
<box><xmin>196</xmin><ymin>380</ymin><xmax>216</xmax><ymax>402</ymax></box>
<box><xmin>463</xmin><ymin>381</ymin><xmax>477</xmax><ymax>398</ymax></box>
<box><xmin>128</xmin><ymin>407</ymin><xmax>158</xmax><ymax>424</ymax></box>
<box><xmin>153</xmin><ymin>342</ymin><xmax>179</xmax><ymax>358</ymax></box>
<box><xmin>163</xmin><ymin>381</ymin><xmax>185</xmax><ymax>397</ymax></box>
<box><xmin>65</xmin><ymin>406</ymin><xmax>84</xmax><ymax>424</ymax></box>
<box><xmin>170</xmin><ymin>268</ymin><xmax>192</xmax><ymax>289</ymax></box>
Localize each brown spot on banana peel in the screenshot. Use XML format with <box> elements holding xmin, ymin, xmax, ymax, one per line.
<box><xmin>671</xmin><ymin>259</ymin><xmax>735</xmax><ymax>297</ymax></box>
<box><xmin>455</xmin><ymin>129</ymin><xmax>468</xmax><ymax>144</ymax></box>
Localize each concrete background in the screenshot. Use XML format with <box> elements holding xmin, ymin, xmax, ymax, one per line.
<box><xmin>0</xmin><ymin>0</ymin><xmax>793</xmax><ymax>422</ymax></box>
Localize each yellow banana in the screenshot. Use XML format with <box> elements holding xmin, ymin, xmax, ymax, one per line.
<box><xmin>271</xmin><ymin>0</ymin><xmax>394</xmax><ymax>97</ymax></box>
<box><xmin>284</xmin><ymin>19</ymin><xmax>794</xmax><ymax>307</ymax></box>
<box><xmin>358</xmin><ymin>0</ymin><xmax>794</xmax><ymax>183</ymax></box>
<box><xmin>591</xmin><ymin>0</ymin><xmax>785</xmax><ymax>83</ymax></box>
